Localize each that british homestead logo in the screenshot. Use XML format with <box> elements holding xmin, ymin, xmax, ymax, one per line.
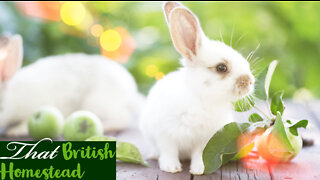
<box><xmin>0</xmin><ymin>138</ymin><xmax>116</xmax><ymax>179</ymax></box>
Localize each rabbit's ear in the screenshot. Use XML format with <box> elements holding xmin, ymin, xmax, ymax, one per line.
<box><xmin>163</xmin><ymin>1</ymin><xmax>183</xmax><ymax>24</ymax></box>
<box><xmin>169</xmin><ymin>7</ymin><xmax>202</xmax><ymax>60</ymax></box>
<box><xmin>0</xmin><ymin>35</ymin><xmax>23</xmax><ymax>82</ymax></box>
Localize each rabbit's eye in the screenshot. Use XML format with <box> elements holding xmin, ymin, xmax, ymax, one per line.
<box><xmin>216</xmin><ymin>64</ymin><xmax>228</xmax><ymax>73</ymax></box>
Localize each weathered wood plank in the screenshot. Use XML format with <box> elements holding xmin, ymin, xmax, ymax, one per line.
<box><xmin>266</xmin><ymin>146</ymin><xmax>320</xmax><ymax>180</ymax></box>
<box><xmin>117</xmin><ymin>160</ymin><xmax>191</xmax><ymax>180</ymax></box>
<box><xmin>236</xmin><ymin>159</ymin><xmax>271</xmax><ymax>180</ymax></box>
<box><xmin>193</xmin><ymin>170</ymin><xmax>221</xmax><ymax>180</ymax></box>
<box><xmin>115</xmin><ymin>123</ymin><xmax>192</xmax><ymax>180</ymax></box>
<box><xmin>195</xmin><ymin>158</ymin><xmax>271</xmax><ymax>180</ymax></box>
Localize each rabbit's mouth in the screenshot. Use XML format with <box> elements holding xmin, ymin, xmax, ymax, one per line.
<box><xmin>233</xmin><ymin>74</ymin><xmax>254</xmax><ymax>98</ymax></box>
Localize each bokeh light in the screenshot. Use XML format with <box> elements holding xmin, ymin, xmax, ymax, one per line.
<box><xmin>76</xmin><ymin>12</ymin><xmax>93</xmax><ymax>31</ymax></box>
<box><xmin>16</xmin><ymin>2</ymin><xmax>62</xmax><ymax>21</ymax></box>
<box><xmin>155</xmin><ymin>72</ymin><xmax>165</xmax><ymax>80</ymax></box>
<box><xmin>90</xmin><ymin>24</ymin><xmax>104</xmax><ymax>37</ymax></box>
<box><xmin>9</xmin><ymin>2</ymin><xmax>320</xmax><ymax>96</ymax></box>
<box><xmin>145</xmin><ymin>64</ymin><xmax>165</xmax><ymax>80</ymax></box>
<box><xmin>100</xmin><ymin>30</ymin><xmax>122</xmax><ymax>52</ymax></box>
<box><xmin>100</xmin><ymin>27</ymin><xmax>135</xmax><ymax>63</ymax></box>
<box><xmin>146</xmin><ymin>64</ymin><xmax>158</xmax><ymax>77</ymax></box>
<box><xmin>60</xmin><ymin>2</ymin><xmax>86</xmax><ymax>26</ymax></box>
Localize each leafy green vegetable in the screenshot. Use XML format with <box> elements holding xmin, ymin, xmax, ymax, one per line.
<box><xmin>271</xmin><ymin>90</ymin><xmax>285</xmax><ymax>115</ymax></box>
<box><xmin>203</xmin><ymin>122</ymin><xmax>250</xmax><ymax>174</ymax></box>
<box><xmin>116</xmin><ymin>141</ymin><xmax>149</xmax><ymax>167</ymax></box>
<box><xmin>233</xmin><ymin>95</ymin><xmax>255</xmax><ymax>112</ymax></box>
<box><xmin>289</xmin><ymin>120</ymin><xmax>308</xmax><ymax>136</ymax></box>
<box><xmin>271</xmin><ymin>112</ymin><xmax>294</xmax><ymax>152</ymax></box>
<box><xmin>232</xmin><ymin>142</ymin><xmax>255</xmax><ymax>160</ymax></box>
<box><xmin>248</xmin><ymin>113</ymin><xmax>263</xmax><ymax>123</ymax></box>
<box><xmin>255</xmin><ymin>60</ymin><xmax>278</xmax><ymax>100</ymax></box>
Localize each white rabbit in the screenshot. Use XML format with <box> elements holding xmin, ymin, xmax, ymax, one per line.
<box><xmin>0</xmin><ymin>34</ymin><xmax>144</xmax><ymax>137</ymax></box>
<box><xmin>140</xmin><ymin>2</ymin><xmax>255</xmax><ymax>175</ymax></box>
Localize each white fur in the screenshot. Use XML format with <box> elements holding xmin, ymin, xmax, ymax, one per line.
<box><xmin>0</xmin><ymin>35</ymin><xmax>144</xmax><ymax>136</ymax></box>
<box><xmin>140</xmin><ymin>2</ymin><xmax>255</xmax><ymax>175</ymax></box>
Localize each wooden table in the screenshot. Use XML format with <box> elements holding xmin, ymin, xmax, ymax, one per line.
<box><xmin>1</xmin><ymin>101</ymin><xmax>319</xmax><ymax>180</ymax></box>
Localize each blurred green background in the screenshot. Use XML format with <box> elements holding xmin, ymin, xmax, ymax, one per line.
<box><xmin>0</xmin><ymin>1</ymin><xmax>319</xmax><ymax>99</ymax></box>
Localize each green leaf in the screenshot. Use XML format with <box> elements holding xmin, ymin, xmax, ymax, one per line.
<box><xmin>232</xmin><ymin>142</ymin><xmax>255</xmax><ymax>160</ymax></box>
<box><xmin>272</xmin><ymin>112</ymin><xmax>294</xmax><ymax>152</ymax></box>
<box><xmin>265</xmin><ymin>60</ymin><xmax>278</xmax><ymax>99</ymax></box>
<box><xmin>86</xmin><ymin>137</ymin><xmax>148</xmax><ymax>167</ymax></box>
<box><xmin>116</xmin><ymin>141</ymin><xmax>149</xmax><ymax>167</ymax></box>
<box><xmin>248</xmin><ymin>113</ymin><xmax>263</xmax><ymax>123</ymax></box>
<box><xmin>233</xmin><ymin>95</ymin><xmax>255</xmax><ymax>112</ymax></box>
<box><xmin>271</xmin><ymin>90</ymin><xmax>285</xmax><ymax>115</ymax></box>
<box><xmin>289</xmin><ymin>120</ymin><xmax>308</xmax><ymax>136</ymax></box>
<box><xmin>255</xmin><ymin>60</ymin><xmax>278</xmax><ymax>100</ymax></box>
<box><xmin>203</xmin><ymin>122</ymin><xmax>250</xmax><ymax>174</ymax></box>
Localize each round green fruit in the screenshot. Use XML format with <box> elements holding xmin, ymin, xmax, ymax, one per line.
<box><xmin>63</xmin><ymin>111</ymin><xmax>103</xmax><ymax>141</ymax></box>
<box><xmin>28</xmin><ymin>106</ymin><xmax>64</xmax><ymax>140</ymax></box>
<box><xmin>257</xmin><ymin>127</ymin><xmax>302</xmax><ymax>162</ymax></box>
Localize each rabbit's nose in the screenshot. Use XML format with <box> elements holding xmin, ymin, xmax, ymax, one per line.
<box><xmin>236</xmin><ymin>75</ymin><xmax>253</xmax><ymax>88</ymax></box>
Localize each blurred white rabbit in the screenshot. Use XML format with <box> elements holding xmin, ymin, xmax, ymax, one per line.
<box><xmin>0</xmin><ymin>34</ymin><xmax>144</xmax><ymax>136</ymax></box>
<box><xmin>140</xmin><ymin>2</ymin><xmax>255</xmax><ymax>175</ymax></box>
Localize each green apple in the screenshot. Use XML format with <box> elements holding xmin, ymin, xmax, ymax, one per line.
<box><xmin>28</xmin><ymin>106</ymin><xmax>64</xmax><ymax>140</ymax></box>
<box><xmin>257</xmin><ymin>127</ymin><xmax>302</xmax><ymax>162</ymax></box>
<box><xmin>63</xmin><ymin>111</ymin><xmax>103</xmax><ymax>141</ymax></box>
